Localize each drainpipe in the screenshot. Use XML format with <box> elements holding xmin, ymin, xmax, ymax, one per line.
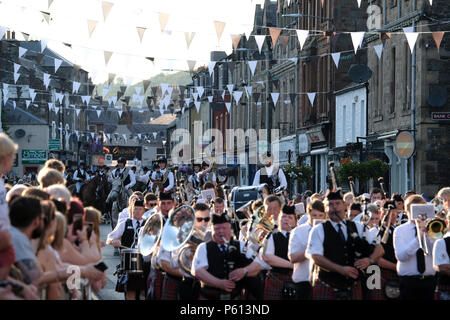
<box><xmin>410</xmin><ymin>0</ymin><xmax>416</xmax><ymax>190</ymax></box>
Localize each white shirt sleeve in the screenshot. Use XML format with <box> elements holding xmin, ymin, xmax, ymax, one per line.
<box><xmin>158</xmin><ymin>247</ymin><xmax>171</xmax><ymax>263</ymax></box>
<box><xmin>394</xmin><ymin>223</ymin><xmax>420</xmax><ymax>262</ymax></box>
<box><xmin>252</xmin><ymin>170</ymin><xmax>260</xmax><ymax>186</ymax></box>
<box><xmin>107</xmin><ymin>219</ymin><xmax>126</xmax><ymax>242</ymax></box>
<box><xmin>192</xmin><ymin>242</ymin><xmax>209</xmax><ymax>274</ymax></box>
<box><xmin>118</xmin><ymin>209</ymin><xmax>129</xmax><ymax>224</ymax></box>
<box><xmin>126</xmin><ymin>170</ymin><xmax>136</xmax><ymax>189</ymax></box>
<box><xmin>278</xmin><ymin>169</ymin><xmax>287</xmax><ymax>189</ymax></box>
<box><xmin>73</xmin><ymin>170</ymin><xmax>80</xmax><ymax>182</ymax></box>
<box><xmin>433</xmin><ymin>237</ymin><xmax>450</xmax><ymax>267</ymax></box>
<box><xmin>264</xmin><ymin>234</ymin><xmax>275</xmax><ymax>255</ymax></box>
<box><xmin>306</xmin><ymin>224</ymin><xmax>325</xmax><ymax>258</ymax></box>
<box><xmin>289</xmin><ymin>225</ymin><xmax>308</xmax><ymax>256</ymax></box>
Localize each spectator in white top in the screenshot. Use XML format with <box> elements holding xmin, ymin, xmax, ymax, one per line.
<box><xmin>289</xmin><ymin>200</ymin><xmax>325</xmax><ymax>299</ymax></box>
<box><xmin>393</xmin><ymin>195</ymin><xmax>436</xmax><ymax>300</ymax></box>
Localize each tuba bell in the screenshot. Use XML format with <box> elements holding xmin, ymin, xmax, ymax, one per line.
<box><xmin>245</xmin><ymin>205</ymin><xmax>277</xmax><ymax>254</ymax></box>
<box><xmin>138</xmin><ymin>213</ymin><xmax>163</xmax><ymax>257</ymax></box>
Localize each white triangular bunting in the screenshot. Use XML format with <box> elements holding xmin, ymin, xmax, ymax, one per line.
<box><xmin>41</xmin><ymin>38</ymin><xmax>48</xmax><ymax>53</ymax></box>
<box><xmin>102</xmin><ymin>1</ymin><xmax>114</xmax><ymax>21</ymax></box>
<box><xmin>196</xmin><ymin>86</ymin><xmax>205</xmax><ymax>98</ymax></box>
<box><xmin>225</xmin><ymin>102</ymin><xmax>231</xmax><ymax>113</ymax></box>
<box><xmin>233</xmin><ymin>91</ymin><xmax>243</xmax><ymax>104</ymax></box>
<box><xmin>44</xmin><ymin>73</ymin><xmax>51</xmax><ymax>89</ymax></box>
<box><xmin>75</xmin><ymin>109</ymin><xmax>81</xmax><ymax>116</ymax></box>
<box><xmin>13</xmin><ymin>73</ymin><xmax>20</xmax><ymax>84</ymax></box>
<box><xmin>136</xmin><ymin>27</ymin><xmax>146</xmax><ymax>43</ymax></box>
<box><xmin>73</xmin><ymin>81</ymin><xmax>81</xmax><ymax>94</ymax></box>
<box><xmin>227</xmin><ymin>84</ymin><xmax>234</xmax><ymax>94</ymax></box>
<box><xmin>160</xmin><ymin>83</ymin><xmax>169</xmax><ymax>95</ymax></box>
<box><xmin>12</xmin><ymin>101</ymin><xmax>16</xmax><ymax>110</ymax></box>
<box><xmin>194</xmin><ymin>101</ymin><xmax>201</xmax><ymax>112</ymax></box>
<box><xmin>153</xmin><ymin>132</ymin><xmax>157</xmax><ymax>139</ymax></box>
<box><xmin>221</xmin><ymin>91</ymin><xmax>225</xmax><ymax>101</ymax></box>
<box><xmin>2</xmin><ymin>95</ymin><xmax>7</xmax><ymax>105</ymax></box>
<box><xmin>29</xmin><ymin>89</ymin><xmax>36</xmax><ymax>102</ymax></box>
<box><xmin>373</xmin><ymin>44</ymin><xmax>383</xmax><ymax>60</ymax></box>
<box><xmin>25</xmin><ymin>100</ymin><xmax>31</xmax><ymax>108</ymax></box>
<box><xmin>403</xmin><ymin>27</ymin><xmax>419</xmax><ymax>53</ymax></box>
<box><xmin>54</xmin><ymin>58</ymin><xmax>62</xmax><ymax>72</ymax></box>
<box><xmin>245</xmin><ymin>86</ymin><xmax>252</xmax><ymax>98</ymax></box>
<box><xmin>87</xmin><ymin>20</ymin><xmax>98</xmax><ymax>37</ymax></box>
<box><xmin>331</xmin><ymin>52</ymin><xmax>341</xmax><ymax>68</ymax></box>
<box><xmin>48</xmin><ymin>102</ymin><xmax>54</xmax><ymax>111</ymax></box>
<box><xmin>104</xmin><ymin>51</ymin><xmax>113</xmax><ymax>66</ymax></box>
<box><xmin>271</xmin><ymin>93</ymin><xmax>279</xmax><ymax>106</ymax></box>
<box><xmin>254</xmin><ymin>35</ymin><xmax>265</xmax><ymax>54</ymax></box>
<box><xmin>54</xmin><ymin>107</ymin><xmax>60</xmax><ymax>114</ymax></box>
<box><xmin>351</xmin><ymin>32</ymin><xmax>365</xmax><ymax>54</ymax></box>
<box><xmin>307</xmin><ymin>92</ymin><xmax>317</xmax><ymax>106</ymax></box>
<box><xmin>97</xmin><ymin>110</ymin><xmax>102</xmax><ymax>117</ymax></box>
<box><xmin>214</xmin><ymin>21</ymin><xmax>225</xmax><ymax>42</ymax></box>
<box><xmin>0</xmin><ymin>27</ymin><xmax>6</xmax><ymax>40</ymax></box>
<box><xmin>207</xmin><ymin>96</ymin><xmax>213</xmax><ymax>103</ymax></box>
<box><xmin>122</xmin><ymin>134</ymin><xmax>127</xmax><ymax>142</ymax></box>
<box><xmin>18</xmin><ymin>47</ymin><xmax>27</xmax><ymax>58</ymax></box>
<box><xmin>118</xmin><ymin>110</ymin><xmax>123</xmax><ymax>118</ymax></box>
<box><xmin>296</xmin><ymin>30</ymin><xmax>309</xmax><ymax>50</ymax></box>
<box><xmin>357</xmin><ymin>0</ymin><xmax>362</xmax><ymax>7</ymax></box>
<box><xmin>14</xmin><ymin>63</ymin><xmax>21</xmax><ymax>74</ymax></box>
<box><xmin>192</xmin><ymin>92</ymin><xmax>199</xmax><ymax>101</ymax></box>
<box><xmin>208</xmin><ymin>61</ymin><xmax>216</xmax><ymax>76</ymax></box>
<box><xmin>184</xmin><ymin>98</ymin><xmax>191</xmax><ymax>106</ymax></box>
<box><xmin>185</xmin><ymin>32</ymin><xmax>196</xmax><ymax>49</ymax></box>
<box><xmin>248</xmin><ymin>61</ymin><xmax>257</xmax><ymax>76</ymax></box>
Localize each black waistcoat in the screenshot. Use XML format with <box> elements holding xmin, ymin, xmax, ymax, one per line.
<box><xmin>438</xmin><ymin>237</ymin><xmax>450</xmax><ymax>287</ymax></box>
<box><xmin>271</xmin><ymin>232</ymin><xmax>291</xmax><ymax>275</ymax></box>
<box><xmin>121</xmin><ymin>219</ymin><xmax>141</xmax><ymax>248</ymax></box>
<box><xmin>259</xmin><ymin>168</ymin><xmax>279</xmax><ymax>193</ymax></box>
<box><xmin>116</xmin><ymin>168</ymin><xmax>131</xmax><ymax>186</ymax></box>
<box><xmin>381</xmin><ymin>227</ymin><xmax>397</xmax><ymax>264</ymax></box>
<box><xmin>76</xmin><ymin>169</ymin><xmax>86</xmax><ymax>180</ymax></box>
<box><xmin>318</xmin><ymin>221</ymin><xmax>357</xmax><ymax>289</ymax></box>
<box><xmin>206</xmin><ymin>240</ymin><xmax>250</xmax><ymax>280</ymax></box>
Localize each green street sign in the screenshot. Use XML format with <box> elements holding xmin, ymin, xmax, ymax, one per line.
<box><xmin>49</xmin><ymin>139</ymin><xmax>61</xmax><ymax>151</ymax></box>
<box><xmin>22</xmin><ymin>150</ymin><xmax>47</xmax><ymax>165</ymax></box>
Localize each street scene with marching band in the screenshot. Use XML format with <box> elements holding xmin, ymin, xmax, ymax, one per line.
<box><xmin>0</xmin><ymin>0</ymin><xmax>449</xmax><ymax>303</ymax></box>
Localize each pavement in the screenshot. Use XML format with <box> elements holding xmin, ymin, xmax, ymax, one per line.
<box><xmin>92</xmin><ymin>223</ymin><xmax>124</xmax><ymax>300</ymax></box>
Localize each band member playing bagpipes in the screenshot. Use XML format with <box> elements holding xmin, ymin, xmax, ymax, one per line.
<box><xmin>288</xmin><ymin>200</ymin><xmax>326</xmax><ymax>300</ymax></box>
<box><xmin>106</xmin><ymin>197</ymin><xmax>147</xmax><ymax>300</ymax></box>
<box><xmin>368</xmin><ymin>200</ymin><xmax>400</xmax><ymax>300</ymax></box>
<box><xmin>306</xmin><ymin>186</ymin><xmax>384</xmax><ymax>300</ymax></box>
<box><xmin>191</xmin><ymin>213</ymin><xmax>263</xmax><ymax>300</ymax></box>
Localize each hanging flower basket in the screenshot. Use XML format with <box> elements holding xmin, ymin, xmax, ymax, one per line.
<box><xmin>282</xmin><ymin>163</ymin><xmax>313</xmax><ymax>184</ymax></box>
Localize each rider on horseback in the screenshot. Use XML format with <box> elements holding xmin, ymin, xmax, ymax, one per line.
<box><xmin>110</xmin><ymin>157</ymin><xmax>136</xmax><ymax>197</ymax></box>
<box><xmin>73</xmin><ymin>162</ymin><xmax>91</xmax><ymax>198</ymax></box>
<box><xmin>150</xmin><ymin>157</ymin><xmax>174</xmax><ymax>195</ymax></box>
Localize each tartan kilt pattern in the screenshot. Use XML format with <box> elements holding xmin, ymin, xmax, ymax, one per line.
<box><xmin>367</xmin><ymin>268</ymin><xmax>399</xmax><ymax>300</ymax></box>
<box><xmin>199</xmin><ymin>286</ymin><xmax>241</xmax><ymax>300</ymax></box>
<box><xmin>153</xmin><ymin>270</ymin><xmax>164</xmax><ymax>300</ymax></box>
<box><xmin>263</xmin><ymin>272</ymin><xmax>292</xmax><ymax>300</ymax></box>
<box><xmin>161</xmin><ymin>275</ymin><xmax>180</xmax><ymax>300</ymax></box>
<box><xmin>312</xmin><ymin>279</ymin><xmax>363</xmax><ymax>300</ymax></box>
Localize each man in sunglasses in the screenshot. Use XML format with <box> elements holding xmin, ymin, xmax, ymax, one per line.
<box><xmin>195</xmin><ymin>202</ymin><xmax>212</xmax><ymax>230</ymax></box>
<box><xmin>143</xmin><ymin>193</ymin><xmax>158</xmax><ymax>219</ymax></box>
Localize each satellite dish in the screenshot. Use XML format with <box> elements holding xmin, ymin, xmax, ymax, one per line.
<box><xmin>14</xmin><ymin>129</ymin><xmax>26</xmax><ymax>139</ymax></box>
<box><xmin>427</xmin><ymin>86</ymin><xmax>447</xmax><ymax>107</ymax></box>
<box><xmin>348</xmin><ymin>64</ymin><xmax>373</xmax><ymax>83</ymax></box>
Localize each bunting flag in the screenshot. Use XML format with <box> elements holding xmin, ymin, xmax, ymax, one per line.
<box><xmin>290</xmin><ymin>93</ymin><xmax>297</xmax><ymax>103</ymax></box>
<box><xmin>136</xmin><ymin>27</ymin><xmax>146</xmax><ymax>43</ymax></box>
<box><xmin>194</xmin><ymin>101</ymin><xmax>201</xmax><ymax>112</ymax></box>
<box><xmin>184</xmin><ymin>97</ymin><xmax>191</xmax><ymax>106</ymax></box>
<box><xmin>350</xmin><ymin>32</ymin><xmax>365</xmax><ymax>54</ymax></box>
<box><xmin>433</xmin><ymin>32</ymin><xmax>444</xmax><ymax>53</ymax></box>
<box><xmin>245</xmin><ymin>86</ymin><xmax>252</xmax><ymax>98</ymax></box>
<box><xmin>102</xmin><ymin>1</ymin><xmax>114</xmax><ymax>22</ymax></box>
<box><xmin>55</xmin><ymin>92</ymin><xmax>64</xmax><ymax>104</ymax></box>
<box><xmin>283</xmin><ymin>100</ymin><xmax>291</xmax><ymax>105</ymax></box>
<box><xmin>221</xmin><ymin>90</ymin><xmax>225</xmax><ymax>101</ymax></box>
<box><xmin>248</xmin><ymin>60</ymin><xmax>257</xmax><ymax>76</ymax></box>
<box><xmin>357</xmin><ymin>0</ymin><xmax>362</xmax><ymax>8</ymax></box>
<box><xmin>158</xmin><ymin>12</ymin><xmax>170</xmax><ymax>32</ymax></box>
<box><xmin>307</xmin><ymin>92</ymin><xmax>317</xmax><ymax>107</ymax></box>
<box><xmin>214</xmin><ymin>21</ymin><xmax>225</xmax><ymax>42</ymax></box>
<box><xmin>207</xmin><ymin>96</ymin><xmax>213</xmax><ymax>103</ymax></box>
<box><xmin>374</xmin><ymin>44</ymin><xmax>383</xmax><ymax>60</ymax></box>
<box><xmin>153</xmin><ymin>132</ymin><xmax>157</xmax><ymax>139</ymax></box>
<box><xmin>254</xmin><ymin>35</ymin><xmax>266</xmax><ymax>54</ymax></box>
<box><xmin>48</xmin><ymin>102</ymin><xmax>54</xmax><ymax>111</ymax></box>
<box><xmin>185</xmin><ymin>32</ymin><xmax>196</xmax><ymax>49</ymax></box>
<box><xmin>40</xmin><ymin>39</ymin><xmax>48</xmax><ymax>53</ymax></box>
<box><xmin>75</xmin><ymin>109</ymin><xmax>81</xmax><ymax>116</ymax></box>
<box><xmin>102</xmin><ymin>86</ymin><xmax>110</xmax><ymax>97</ymax></box>
<box><xmin>108</xmin><ymin>73</ymin><xmax>116</xmax><ymax>85</ymax></box>
<box><xmin>12</xmin><ymin>101</ymin><xmax>16</xmax><ymax>110</ymax></box>
<box><xmin>269</xmin><ymin>27</ymin><xmax>281</xmax><ymax>47</ymax></box>
<box><xmin>122</xmin><ymin>134</ymin><xmax>127</xmax><ymax>142</ymax></box>
<box><xmin>208</xmin><ymin>61</ymin><xmax>216</xmax><ymax>76</ymax></box>
<box><xmin>280</xmin><ymin>35</ymin><xmax>289</xmax><ymax>49</ymax></box>
<box><xmin>231</xmin><ymin>34</ymin><xmax>242</xmax><ymax>51</ymax></box>
<box><xmin>192</xmin><ymin>92</ymin><xmax>199</xmax><ymax>101</ymax></box>
<box><xmin>54</xmin><ymin>107</ymin><xmax>60</xmax><ymax>114</ymax></box>
<box><xmin>87</xmin><ymin>20</ymin><xmax>98</xmax><ymax>37</ymax></box>
<box><xmin>181</xmin><ymin>107</ymin><xmax>185</xmax><ymax>114</ymax></box>
<box><xmin>271</xmin><ymin>92</ymin><xmax>279</xmax><ymax>106</ymax></box>
<box><xmin>73</xmin><ymin>81</ymin><xmax>81</xmax><ymax>94</ymax></box>
<box><xmin>167</xmin><ymin>86</ymin><xmax>173</xmax><ymax>98</ymax></box>
<box><xmin>196</xmin><ymin>86</ymin><xmax>204</xmax><ymax>98</ymax></box>
<box><xmin>13</xmin><ymin>63</ymin><xmax>20</xmax><ymax>74</ymax></box>
<box><xmin>29</xmin><ymin>89</ymin><xmax>36</xmax><ymax>102</ymax></box>
<box><xmin>104</xmin><ymin>51</ymin><xmax>113</xmax><ymax>66</ymax></box>
<box><xmin>96</xmin><ymin>110</ymin><xmax>102</xmax><ymax>118</ymax></box>
<box><xmin>43</xmin><ymin>73</ymin><xmax>51</xmax><ymax>89</ymax></box>
<box><xmin>403</xmin><ymin>27</ymin><xmax>419</xmax><ymax>53</ymax></box>
<box><xmin>137</xmin><ymin>133</ymin><xmax>142</xmax><ymax>140</ymax></box>
<box><xmin>187</xmin><ymin>60</ymin><xmax>196</xmax><ymax>72</ymax></box>
<box><xmin>118</xmin><ymin>110</ymin><xmax>123</xmax><ymax>118</ymax></box>
<box><xmin>48</xmin><ymin>0</ymin><xmax>54</xmax><ymax>9</ymax></box>
<box><xmin>331</xmin><ymin>52</ymin><xmax>341</xmax><ymax>68</ymax></box>
<box><xmin>22</xmin><ymin>32</ymin><xmax>30</xmax><ymax>41</ymax></box>
<box><xmin>2</xmin><ymin>95</ymin><xmax>7</xmax><ymax>106</ymax></box>
<box><xmin>143</xmin><ymin>80</ymin><xmax>151</xmax><ymax>93</ymax></box>
<box><xmin>41</xmin><ymin>11</ymin><xmax>51</xmax><ymax>24</ymax></box>
<box><xmin>296</xmin><ymin>30</ymin><xmax>309</xmax><ymax>50</ymax></box>
<box><xmin>225</xmin><ymin>102</ymin><xmax>231</xmax><ymax>113</ymax></box>
<box><xmin>54</xmin><ymin>58</ymin><xmax>63</xmax><ymax>72</ymax></box>
<box><xmin>25</xmin><ymin>100</ymin><xmax>31</xmax><ymax>109</ymax></box>
<box><xmin>135</xmin><ymin>87</ymin><xmax>142</xmax><ymax>95</ymax></box>
<box><xmin>81</xmin><ymin>95</ymin><xmax>91</xmax><ymax>105</ymax></box>
<box><xmin>18</xmin><ymin>47</ymin><xmax>27</xmax><ymax>58</ymax></box>
<box><xmin>227</xmin><ymin>84</ymin><xmax>234</xmax><ymax>94</ymax></box>
<box><xmin>429</xmin><ymin>0</ymin><xmax>433</xmax><ymax>5</ymax></box>
<box><xmin>233</xmin><ymin>91</ymin><xmax>243</xmax><ymax>104</ymax></box>
<box><xmin>0</xmin><ymin>27</ymin><xmax>6</xmax><ymax>40</ymax></box>
<box><xmin>13</xmin><ymin>73</ymin><xmax>20</xmax><ymax>84</ymax></box>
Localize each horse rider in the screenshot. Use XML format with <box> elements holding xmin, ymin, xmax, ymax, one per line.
<box><xmin>151</xmin><ymin>157</ymin><xmax>174</xmax><ymax>195</ymax></box>
<box><xmin>73</xmin><ymin>162</ymin><xmax>91</xmax><ymax>197</ymax></box>
<box><xmin>252</xmin><ymin>151</ymin><xmax>287</xmax><ymax>195</ymax></box>
<box><xmin>110</xmin><ymin>157</ymin><xmax>136</xmax><ymax>198</ymax></box>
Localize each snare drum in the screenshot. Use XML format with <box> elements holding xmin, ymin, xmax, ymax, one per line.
<box><xmin>120</xmin><ymin>248</ymin><xmax>143</xmax><ymax>274</ymax></box>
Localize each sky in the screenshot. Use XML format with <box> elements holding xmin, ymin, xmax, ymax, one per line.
<box><xmin>0</xmin><ymin>0</ymin><xmax>266</xmax><ymax>84</ymax></box>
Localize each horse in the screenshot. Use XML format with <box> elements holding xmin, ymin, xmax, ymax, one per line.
<box><xmin>67</xmin><ymin>175</ymin><xmax>109</xmax><ymax>208</ymax></box>
<box><xmin>105</xmin><ymin>177</ymin><xmax>128</xmax><ymax>230</ymax></box>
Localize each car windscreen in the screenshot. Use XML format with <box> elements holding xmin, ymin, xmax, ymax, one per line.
<box><xmin>233</xmin><ymin>190</ymin><xmax>259</xmax><ymax>202</ymax></box>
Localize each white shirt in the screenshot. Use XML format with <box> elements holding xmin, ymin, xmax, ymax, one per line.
<box><xmin>0</xmin><ymin>178</ymin><xmax>10</xmax><ymax>230</ymax></box>
<box><xmin>158</xmin><ymin>246</ymin><xmax>192</xmax><ymax>278</ymax></box>
<box><xmin>118</xmin><ymin>208</ymin><xmax>129</xmax><ymax>224</ymax></box>
<box><xmin>137</xmin><ymin>171</ymin><xmax>151</xmax><ymax>184</ymax></box>
<box><xmin>298</xmin><ymin>214</ymin><xmax>308</xmax><ymax>226</ymax></box>
<box><xmin>73</xmin><ymin>169</ymin><xmax>90</xmax><ymax>183</ymax></box>
<box><xmin>289</xmin><ymin>223</ymin><xmax>314</xmax><ymax>283</ymax></box>
<box><xmin>433</xmin><ymin>232</ymin><xmax>450</xmax><ymax>268</ymax></box>
<box><xmin>252</xmin><ymin>165</ymin><xmax>287</xmax><ymax>190</ymax></box>
<box><xmin>306</xmin><ymin>220</ymin><xmax>371</xmax><ymax>257</ymax></box>
<box><xmin>393</xmin><ymin>221</ymin><xmax>437</xmax><ymax>276</ymax></box>
<box><xmin>192</xmin><ymin>240</ymin><xmax>263</xmax><ymax>275</ymax></box>
<box><xmin>107</xmin><ymin>217</ymin><xmax>145</xmax><ymax>246</ymax></box>
<box><xmin>264</xmin><ymin>230</ymin><xmax>290</xmax><ymax>256</ymax></box>
<box><xmin>111</xmin><ymin>167</ymin><xmax>136</xmax><ymax>190</ymax></box>
<box><xmin>151</xmin><ymin>169</ymin><xmax>174</xmax><ymax>192</ymax></box>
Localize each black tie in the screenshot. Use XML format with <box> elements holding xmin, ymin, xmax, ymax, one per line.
<box><xmin>416</xmin><ymin>248</ymin><xmax>426</xmax><ymax>274</ymax></box>
<box><xmin>337</xmin><ymin>223</ymin><xmax>346</xmax><ymax>243</ymax></box>
<box><xmin>285</xmin><ymin>232</ymin><xmax>290</xmax><ymax>240</ymax></box>
<box><xmin>220</xmin><ymin>244</ymin><xmax>226</xmax><ymax>253</ymax></box>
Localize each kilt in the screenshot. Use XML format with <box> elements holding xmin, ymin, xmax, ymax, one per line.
<box><xmin>437</xmin><ymin>284</ymin><xmax>450</xmax><ymax>300</ymax></box>
<box><xmin>312</xmin><ymin>278</ymin><xmax>363</xmax><ymax>300</ymax></box>
<box><xmin>263</xmin><ymin>271</ymin><xmax>292</xmax><ymax>300</ymax></box>
<box><xmin>367</xmin><ymin>268</ymin><xmax>398</xmax><ymax>300</ymax></box>
<box><xmin>199</xmin><ymin>285</ymin><xmax>241</xmax><ymax>300</ymax></box>
<box><xmin>147</xmin><ymin>269</ymin><xmax>164</xmax><ymax>300</ymax></box>
<box><xmin>161</xmin><ymin>274</ymin><xmax>181</xmax><ymax>300</ymax></box>
<box><xmin>125</xmin><ymin>273</ymin><xmax>146</xmax><ymax>292</ymax></box>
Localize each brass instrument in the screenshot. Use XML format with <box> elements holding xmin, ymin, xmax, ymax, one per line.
<box><xmin>244</xmin><ymin>205</ymin><xmax>277</xmax><ymax>256</ymax></box>
<box><xmin>415</xmin><ymin>214</ymin><xmax>428</xmax><ymax>255</ymax></box>
<box><xmin>138</xmin><ymin>213</ymin><xmax>163</xmax><ymax>256</ymax></box>
<box><xmin>426</xmin><ymin>217</ymin><xmax>447</xmax><ymax>240</ymax></box>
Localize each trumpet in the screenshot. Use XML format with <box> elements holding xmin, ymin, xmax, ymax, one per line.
<box><xmin>414</xmin><ymin>214</ymin><xmax>446</xmax><ymax>255</ymax></box>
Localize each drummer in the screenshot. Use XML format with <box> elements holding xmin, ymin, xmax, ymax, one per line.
<box><xmin>106</xmin><ymin>197</ymin><xmax>147</xmax><ymax>300</ymax></box>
